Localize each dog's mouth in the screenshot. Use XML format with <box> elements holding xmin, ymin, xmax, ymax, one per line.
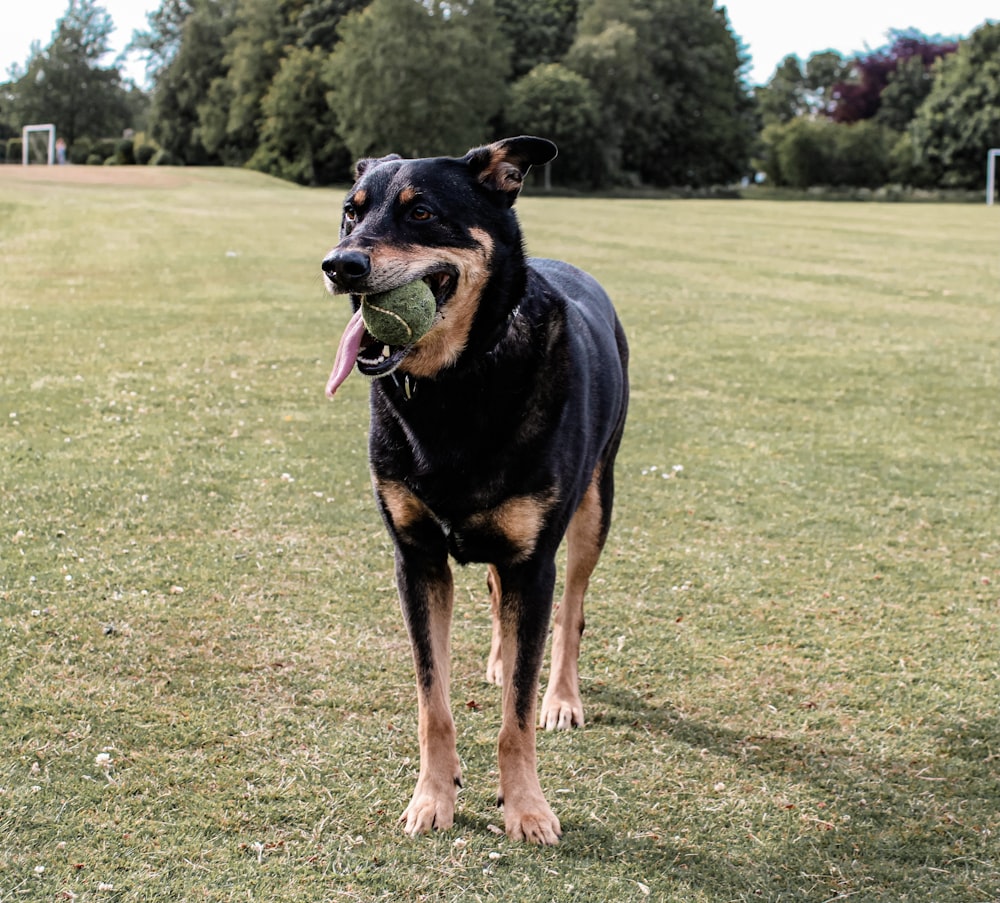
<box><xmin>327</xmin><ymin>270</ymin><xmax>455</xmax><ymax>397</ymax></box>
<box><xmin>355</xmin><ymin>270</ymin><xmax>455</xmax><ymax>377</ymax></box>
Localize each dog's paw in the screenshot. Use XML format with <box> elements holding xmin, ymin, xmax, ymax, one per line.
<box><xmin>400</xmin><ymin>792</ymin><xmax>456</xmax><ymax>837</ymax></box>
<box><xmin>539</xmin><ymin>688</ymin><xmax>584</xmax><ymax>731</ymax></box>
<box><xmin>502</xmin><ymin>801</ymin><xmax>562</xmax><ymax>845</ymax></box>
<box><xmin>485</xmin><ymin>655</ymin><xmax>503</xmax><ymax>686</ymax></box>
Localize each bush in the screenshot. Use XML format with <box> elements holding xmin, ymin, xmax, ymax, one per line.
<box><xmin>86</xmin><ymin>154</ymin><xmax>103</xmax><ymax>166</ymax></box>
<box><xmin>115</xmin><ymin>138</ymin><xmax>135</xmax><ymax>165</ymax></box>
<box><xmin>135</xmin><ymin>143</ymin><xmax>158</xmax><ymax>166</ymax></box>
<box><xmin>150</xmin><ymin>148</ymin><xmax>178</xmax><ymax>166</ymax></box>
<box><xmin>69</xmin><ymin>138</ymin><xmax>92</xmax><ymax>165</ymax></box>
<box><xmin>0</xmin><ymin>143</ymin><xmax>5</xmax><ymax>164</ymax></box>
<box><xmin>7</xmin><ymin>138</ymin><xmax>23</xmax><ymax>163</ymax></box>
<box><xmin>91</xmin><ymin>138</ymin><xmax>117</xmax><ymax>162</ymax></box>
<box><xmin>760</xmin><ymin>117</ymin><xmax>894</xmax><ymax>189</ymax></box>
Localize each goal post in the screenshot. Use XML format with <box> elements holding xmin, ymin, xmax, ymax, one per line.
<box><xmin>22</xmin><ymin>124</ymin><xmax>56</xmax><ymax>165</ymax></box>
<box><xmin>987</xmin><ymin>148</ymin><xmax>1000</xmax><ymax>205</ymax></box>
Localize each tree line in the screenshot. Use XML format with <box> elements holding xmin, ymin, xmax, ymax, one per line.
<box><xmin>2</xmin><ymin>0</ymin><xmax>998</xmax><ymax>192</ymax></box>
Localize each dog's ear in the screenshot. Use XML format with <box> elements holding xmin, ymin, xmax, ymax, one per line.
<box><xmin>463</xmin><ymin>136</ymin><xmax>558</xmax><ymax>205</ymax></box>
<box><xmin>354</xmin><ymin>153</ymin><xmax>402</xmax><ymax>179</ymax></box>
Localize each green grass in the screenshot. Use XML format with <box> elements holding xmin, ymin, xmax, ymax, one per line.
<box><xmin>1</xmin><ymin>166</ymin><xmax>998</xmax><ymax>902</ymax></box>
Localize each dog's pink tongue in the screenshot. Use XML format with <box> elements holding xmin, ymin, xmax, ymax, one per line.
<box><xmin>326</xmin><ymin>308</ymin><xmax>365</xmax><ymax>398</ymax></box>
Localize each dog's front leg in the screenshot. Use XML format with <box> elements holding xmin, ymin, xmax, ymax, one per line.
<box><xmin>495</xmin><ymin>559</ymin><xmax>562</xmax><ymax>845</ymax></box>
<box><xmin>395</xmin><ymin>550</ymin><xmax>462</xmax><ymax>837</ymax></box>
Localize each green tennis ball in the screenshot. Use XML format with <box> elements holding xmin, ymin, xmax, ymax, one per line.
<box><xmin>361</xmin><ymin>280</ymin><xmax>436</xmax><ymax>346</ymax></box>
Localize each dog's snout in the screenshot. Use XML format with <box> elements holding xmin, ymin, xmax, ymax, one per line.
<box><xmin>322</xmin><ymin>249</ymin><xmax>371</xmax><ymax>287</ymax></box>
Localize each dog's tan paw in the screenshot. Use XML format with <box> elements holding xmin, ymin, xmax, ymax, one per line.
<box><xmin>503</xmin><ymin>803</ymin><xmax>562</xmax><ymax>845</ymax></box>
<box><xmin>485</xmin><ymin>656</ymin><xmax>503</xmax><ymax>686</ymax></box>
<box><xmin>400</xmin><ymin>792</ymin><xmax>456</xmax><ymax>837</ymax></box>
<box><xmin>539</xmin><ymin>689</ymin><xmax>584</xmax><ymax>731</ymax></box>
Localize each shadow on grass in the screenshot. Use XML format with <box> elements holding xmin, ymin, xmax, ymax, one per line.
<box><xmin>582</xmin><ymin>684</ymin><xmax>1000</xmax><ymax>900</ymax></box>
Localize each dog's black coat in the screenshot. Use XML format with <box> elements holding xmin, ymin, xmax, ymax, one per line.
<box><xmin>321</xmin><ymin>137</ymin><xmax>628</xmax><ymax>843</ymax></box>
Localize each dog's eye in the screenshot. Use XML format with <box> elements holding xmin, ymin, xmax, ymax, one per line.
<box><xmin>343</xmin><ymin>204</ymin><xmax>357</xmax><ymax>223</ymax></box>
<box><xmin>410</xmin><ymin>205</ymin><xmax>434</xmax><ymax>223</ymax></box>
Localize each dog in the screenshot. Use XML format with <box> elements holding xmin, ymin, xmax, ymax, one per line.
<box><xmin>321</xmin><ymin>136</ymin><xmax>629</xmax><ymax>844</ymax></box>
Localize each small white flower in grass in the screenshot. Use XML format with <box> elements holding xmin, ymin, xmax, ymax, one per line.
<box><xmin>95</xmin><ymin>752</ymin><xmax>113</xmax><ymax>768</ymax></box>
<box><xmin>98</xmin><ymin>883</ymin><xmax>115</xmax><ymax>892</ymax></box>
<box><xmin>34</xmin><ymin>865</ymin><xmax>45</xmax><ymax>874</ymax></box>
<box><xmin>280</xmin><ymin>472</ymin><xmax>294</xmax><ymax>483</ymax></box>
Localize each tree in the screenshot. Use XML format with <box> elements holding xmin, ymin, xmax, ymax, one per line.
<box><xmin>831</xmin><ymin>30</ymin><xmax>957</xmax><ymax>124</ymax></box>
<box><xmin>494</xmin><ymin>0</ymin><xmax>578</xmax><ymax>80</ymax></box>
<box><xmin>326</xmin><ymin>0</ymin><xmax>511</xmax><ymax>160</ymax></box>
<box><xmin>504</xmin><ymin>63</ymin><xmax>602</xmax><ymax>185</ymax></box>
<box><xmin>755</xmin><ymin>51</ymin><xmax>851</xmax><ymax>126</ymax></box>
<box><xmin>3</xmin><ymin>0</ymin><xmax>137</xmax><ymax>144</ymax></box>
<box><xmin>145</xmin><ymin>0</ymin><xmax>237</xmax><ymax>164</ymax></box>
<box><xmin>572</xmin><ymin>0</ymin><xmax>754</xmax><ymax>187</ymax></box>
<box><xmin>563</xmin><ymin>19</ymin><xmax>640</xmax><ymax>181</ymax></box>
<box><xmin>127</xmin><ymin>0</ymin><xmax>193</xmax><ymax>83</ymax></box>
<box><xmin>909</xmin><ymin>22</ymin><xmax>1000</xmax><ymax>189</ymax></box>
<box><xmin>249</xmin><ymin>45</ymin><xmax>348</xmax><ymax>184</ymax></box>
<box><xmin>197</xmin><ymin>0</ymin><xmax>292</xmax><ymax>164</ymax></box>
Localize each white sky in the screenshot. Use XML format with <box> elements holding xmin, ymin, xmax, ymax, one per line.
<box><xmin>0</xmin><ymin>0</ymin><xmax>997</xmax><ymax>88</ymax></box>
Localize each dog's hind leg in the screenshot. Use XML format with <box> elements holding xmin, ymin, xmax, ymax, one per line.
<box><xmin>485</xmin><ymin>565</ymin><xmax>504</xmax><ymax>686</ymax></box>
<box><xmin>540</xmin><ymin>466</ymin><xmax>608</xmax><ymax>731</ymax></box>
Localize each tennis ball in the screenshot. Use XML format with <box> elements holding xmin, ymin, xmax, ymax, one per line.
<box><xmin>361</xmin><ymin>280</ymin><xmax>436</xmax><ymax>346</ymax></box>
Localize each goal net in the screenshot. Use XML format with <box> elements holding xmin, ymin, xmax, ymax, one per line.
<box><xmin>988</xmin><ymin>148</ymin><xmax>1000</xmax><ymax>205</ymax></box>
<box><xmin>22</xmin><ymin>124</ymin><xmax>56</xmax><ymax>165</ymax></box>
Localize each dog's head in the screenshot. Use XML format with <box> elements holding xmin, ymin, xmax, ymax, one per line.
<box><xmin>322</xmin><ymin>136</ymin><xmax>557</xmax><ymax>380</ymax></box>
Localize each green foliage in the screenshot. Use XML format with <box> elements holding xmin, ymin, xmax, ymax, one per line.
<box><xmin>327</xmin><ymin>0</ymin><xmax>511</xmax><ymax>160</ymax></box>
<box><xmin>6</xmin><ymin>138</ymin><xmax>22</xmax><ymax>162</ymax></box>
<box><xmin>505</xmin><ymin>64</ymin><xmax>602</xmax><ymax>185</ymax></box>
<box><xmin>495</xmin><ymin>0</ymin><xmax>578</xmax><ymax>79</ymax></box>
<box><xmin>761</xmin><ymin>118</ymin><xmax>893</xmax><ymax>188</ymax></box>
<box><xmin>91</xmin><ymin>138</ymin><xmax>117</xmax><ymax>160</ymax></box>
<box><xmin>69</xmin><ymin>137</ymin><xmax>92</xmax><ymax>164</ymax></box>
<box><xmin>147</xmin><ymin>0</ymin><xmax>237</xmax><ymax>164</ymax></box>
<box><xmin>150</xmin><ymin>147</ymin><xmax>178</xmax><ymax>165</ymax></box>
<box><xmin>756</xmin><ymin>51</ymin><xmax>851</xmax><ymax>125</ymax></box>
<box><xmin>1</xmin><ymin>0</ymin><xmax>138</xmax><ymax>145</ymax></box>
<box><xmin>876</xmin><ymin>54</ymin><xmax>935</xmax><ymax>132</ymax></box>
<box><xmin>135</xmin><ymin>142</ymin><xmax>158</xmax><ymax>165</ymax></box>
<box><xmin>576</xmin><ymin>0</ymin><xmax>755</xmax><ymax>187</ymax></box>
<box><xmin>910</xmin><ymin>22</ymin><xmax>1000</xmax><ymax>189</ymax></box>
<box><xmin>198</xmin><ymin>0</ymin><xmax>294</xmax><ymax>165</ymax></box>
<box><xmin>115</xmin><ymin>138</ymin><xmax>136</xmax><ymax>165</ymax></box>
<box><xmin>249</xmin><ymin>45</ymin><xmax>348</xmax><ymax>185</ymax></box>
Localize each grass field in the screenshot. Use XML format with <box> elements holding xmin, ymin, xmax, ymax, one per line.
<box><xmin>1</xmin><ymin>165</ymin><xmax>998</xmax><ymax>902</ymax></box>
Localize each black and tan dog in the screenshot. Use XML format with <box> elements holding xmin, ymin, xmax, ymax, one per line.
<box><xmin>321</xmin><ymin>136</ymin><xmax>628</xmax><ymax>844</ymax></box>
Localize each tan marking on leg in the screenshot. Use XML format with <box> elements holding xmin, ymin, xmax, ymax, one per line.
<box><xmin>466</xmin><ymin>491</ymin><xmax>556</xmax><ymax>564</ymax></box>
<box><xmin>376</xmin><ymin>478</ymin><xmax>431</xmax><ymax>533</ymax></box>
<box><xmin>400</xmin><ymin>568</ymin><xmax>462</xmax><ymax>836</ymax></box>
<box><xmin>485</xmin><ymin>565</ymin><xmax>503</xmax><ymax>686</ymax></box>
<box><xmin>497</xmin><ymin>605</ymin><xmax>560</xmax><ymax>845</ymax></box>
<box><xmin>540</xmin><ymin>469</ymin><xmax>603</xmax><ymax>731</ymax></box>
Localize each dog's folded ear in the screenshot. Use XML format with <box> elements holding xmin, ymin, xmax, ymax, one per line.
<box><xmin>464</xmin><ymin>136</ymin><xmax>558</xmax><ymax>205</ymax></box>
<box><xmin>355</xmin><ymin>153</ymin><xmax>403</xmax><ymax>179</ymax></box>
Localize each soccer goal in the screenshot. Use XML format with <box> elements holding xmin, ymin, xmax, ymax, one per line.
<box><xmin>987</xmin><ymin>148</ymin><xmax>1000</xmax><ymax>205</ymax></box>
<box><xmin>22</xmin><ymin>123</ymin><xmax>56</xmax><ymax>165</ymax></box>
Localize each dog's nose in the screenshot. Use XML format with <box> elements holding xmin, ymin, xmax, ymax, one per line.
<box><xmin>322</xmin><ymin>249</ymin><xmax>371</xmax><ymax>287</ymax></box>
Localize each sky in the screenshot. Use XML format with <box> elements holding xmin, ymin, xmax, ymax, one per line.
<box><xmin>0</xmin><ymin>0</ymin><xmax>997</xmax><ymax>89</ymax></box>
